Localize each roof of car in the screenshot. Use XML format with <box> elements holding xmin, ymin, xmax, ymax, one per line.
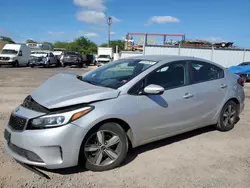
<box><xmin>126</xmin><ymin>55</ymin><xmax>224</xmax><ymax>68</ymax></box>
<box><xmin>127</xmin><ymin>55</ymin><xmax>205</xmax><ymax>62</ymax></box>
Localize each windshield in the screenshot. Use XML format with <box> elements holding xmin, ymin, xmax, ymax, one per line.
<box><xmin>1</xmin><ymin>49</ymin><xmax>18</xmax><ymax>55</ymax></box>
<box><xmin>98</xmin><ymin>55</ymin><xmax>110</xmax><ymax>58</ymax></box>
<box><xmin>81</xmin><ymin>59</ymin><xmax>157</xmax><ymax>89</ymax></box>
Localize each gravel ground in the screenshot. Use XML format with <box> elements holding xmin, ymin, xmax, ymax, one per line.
<box><xmin>0</xmin><ymin>67</ymin><xmax>250</xmax><ymax>188</ymax></box>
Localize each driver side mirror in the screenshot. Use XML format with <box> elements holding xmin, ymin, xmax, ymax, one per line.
<box><xmin>143</xmin><ymin>84</ymin><xmax>164</xmax><ymax>95</ymax></box>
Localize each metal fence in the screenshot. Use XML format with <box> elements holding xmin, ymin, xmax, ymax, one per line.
<box><xmin>144</xmin><ymin>45</ymin><xmax>250</xmax><ymax>67</ymax></box>
<box><xmin>120</xmin><ymin>51</ymin><xmax>143</xmax><ymax>59</ymax></box>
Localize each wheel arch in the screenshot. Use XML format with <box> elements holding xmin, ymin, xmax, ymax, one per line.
<box><xmin>78</xmin><ymin>118</ymin><xmax>134</xmax><ymax>164</ymax></box>
<box><xmin>225</xmin><ymin>97</ymin><xmax>240</xmax><ymax>114</ymax></box>
<box><xmin>88</xmin><ymin>118</ymin><xmax>134</xmax><ymax>147</ymax></box>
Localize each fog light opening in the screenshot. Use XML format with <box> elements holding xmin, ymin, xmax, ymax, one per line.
<box><xmin>25</xmin><ymin>151</ymin><xmax>44</xmax><ymax>163</ymax></box>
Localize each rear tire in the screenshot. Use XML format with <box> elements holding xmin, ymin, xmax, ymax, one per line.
<box><xmin>216</xmin><ymin>100</ymin><xmax>238</xmax><ymax>132</ymax></box>
<box><xmin>80</xmin><ymin>122</ymin><xmax>128</xmax><ymax>172</ymax></box>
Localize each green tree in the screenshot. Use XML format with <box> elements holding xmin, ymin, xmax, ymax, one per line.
<box><xmin>100</xmin><ymin>40</ymin><xmax>125</xmax><ymax>52</ymax></box>
<box><xmin>0</xmin><ymin>36</ymin><xmax>15</xmax><ymax>44</ymax></box>
<box><xmin>53</xmin><ymin>36</ymin><xmax>98</xmax><ymax>54</ymax></box>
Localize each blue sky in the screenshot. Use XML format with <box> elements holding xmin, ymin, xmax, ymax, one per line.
<box><xmin>0</xmin><ymin>0</ymin><xmax>249</xmax><ymax>47</ymax></box>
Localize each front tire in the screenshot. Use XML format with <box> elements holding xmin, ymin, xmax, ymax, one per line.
<box><xmin>216</xmin><ymin>100</ymin><xmax>238</xmax><ymax>132</ymax></box>
<box><xmin>13</xmin><ymin>60</ymin><xmax>19</xmax><ymax>67</ymax></box>
<box><xmin>80</xmin><ymin>122</ymin><xmax>128</xmax><ymax>171</ymax></box>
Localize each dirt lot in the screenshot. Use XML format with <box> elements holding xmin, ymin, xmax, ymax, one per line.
<box><xmin>0</xmin><ymin>67</ymin><xmax>250</xmax><ymax>188</ymax></box>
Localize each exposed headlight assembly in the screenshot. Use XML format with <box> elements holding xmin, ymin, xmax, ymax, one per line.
<box><xmin>29</xmin><ymin>106</ymin><xmax>93</xmax><ymax>129</ymax></box>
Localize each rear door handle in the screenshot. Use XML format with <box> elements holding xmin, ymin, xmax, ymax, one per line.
<box><xmin>183</xmin><ymin>93</ymin><xmax>193</xmax><ymax>99</ymax></box>
<box><xmin>220</xmin><ymin>84</ymin><xmax>228</xmax><ymax>89</ymax></box>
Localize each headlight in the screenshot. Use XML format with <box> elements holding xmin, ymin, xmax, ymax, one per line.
<box><xmin>31</xmin><ymin>116</ymin><xmax>66</xmax><ymax>128</ymax></box>
<box><xmin>29</xmin><ymin>106</ymin><xmax>93</xmax><ymax>129</ymax></box>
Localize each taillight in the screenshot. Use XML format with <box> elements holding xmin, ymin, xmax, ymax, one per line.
<box><xmin>237</xmin><ymin>77</ymin><xmax>244</xmax><ymax>87</ymax></box>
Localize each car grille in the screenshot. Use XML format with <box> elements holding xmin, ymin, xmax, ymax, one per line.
<box><xmin>0</xmin><ymin>57</ymin><xmax>10</xmax><ymax>60</ymax></box>
<box><xmin>8</xmin><ymin>114</ymin><xmax>27</xmax><ymax>131</ymax></box>
<box><xmin>21</xmin><ymin>95</ymin><xmax>50</xmax><ymax>113</ymax></box>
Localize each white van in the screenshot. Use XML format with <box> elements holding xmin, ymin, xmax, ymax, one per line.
<box><xmin>0</xmin><ymin>44</ymin><xmax>31</xmax><ymax>67</ymax></box>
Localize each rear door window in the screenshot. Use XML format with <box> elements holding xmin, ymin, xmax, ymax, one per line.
<box><xmin>190</xmin><ymin>61</ymin><xmax>224</xmax><ymax>84</ymax></box>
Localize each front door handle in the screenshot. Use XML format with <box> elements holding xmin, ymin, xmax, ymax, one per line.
<box><xmin>220</xmin><ymin>84</ymin><xmax>228</xmax><ymax>89</ymax></box>
<box><xmin>183</xmin><ymin>93</ymin><xmax>193</xmax><ymax>99</ymax></box>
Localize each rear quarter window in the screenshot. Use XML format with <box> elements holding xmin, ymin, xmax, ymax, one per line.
<box><xmin>190</xmin><ymin>61</ymin><xmax>224</xmax><ymax>83</ymax></box>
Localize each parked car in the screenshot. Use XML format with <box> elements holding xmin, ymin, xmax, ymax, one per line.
<box><xmin>96</xmin><ymin>54</ymin><xmax>112</xmax><ymax>67</ymax></box>
<box><xmin>28</xmin><ymin>51</ymin><xmax>60</xmax><ymax>68</ymax></box>
<box><xmin>61</xmin><ymin>51</ymin><xmax>83</xmax><ymax>67</ymax></box>
<box><xmin>228</xmin><ymin>61</ymin><xmax>250</xmax><ymax>82</ymax></box>
<box><xmin>238</xmin><ymin>62</ymin><xmax>250</xmax><ymax>82</ymax></box>
<box><xmin>4</xmin><ymin>55</ymin><xmax>245</xmax><ymax>172</ymax></box>
<box><xmin>0</xmin><ymin>44</ymin><xmax>30</xmax><ymax>67</ymax></box>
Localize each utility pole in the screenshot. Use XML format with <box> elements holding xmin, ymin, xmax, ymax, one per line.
<box><xmin>107</xmin><ymin>16</ymin><xmax>112</xmax><ymax>47</ymax></box>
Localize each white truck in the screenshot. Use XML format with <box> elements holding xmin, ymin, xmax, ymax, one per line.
<box><xmin>0</xmin><ymin>44</ymin><xmax>31</xmax><ymax>67</ymax></box>
<box><xmin>96</xmin><ymin>47</ymin><xmax>113</xmax><ymax>66</ymax></box>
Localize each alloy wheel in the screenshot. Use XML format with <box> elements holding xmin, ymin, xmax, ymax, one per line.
<box><xmin>84</xmin><ymin>130</ymin><xmax>122</xmax><ymax>166</ymax></box>
<box><xmin>223</xmin><ymin>104</ymin><xmax>236</xmax><ymax>127</ymax></box>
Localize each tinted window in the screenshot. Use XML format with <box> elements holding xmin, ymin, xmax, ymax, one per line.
<box><xmin>190</xmin><ymin>61</ymin><xmax>224</xmax><ymax>83</ymax></box>
<box><xmin>145</xmin><ymin>61</ymin><xmax>187</xmax><ymax>90</ymax></box>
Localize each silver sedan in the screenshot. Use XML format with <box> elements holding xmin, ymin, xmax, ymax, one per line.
<box><xmin>4</xmin><ymin>55</ymin><xmax>245</xmax><ymax>171</ymax></box>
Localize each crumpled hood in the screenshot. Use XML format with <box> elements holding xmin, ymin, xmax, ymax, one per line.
<box><xmin>31</xmin><ymin>72</ymin><xmax>120</xmax><ymax>109</ymax></box>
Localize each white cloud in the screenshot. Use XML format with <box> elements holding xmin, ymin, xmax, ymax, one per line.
<box><xmin>83</xmin><ymin>32</ymin><xmax>99</xmax><ymax>37</ymax></box>
<box><xmin>48</xmin><ymin>31</ymin><xmax>64</xmax><ymax>36</ymax></box>
<box><xmin>73</xmin><ymin>0</ymin><xmax>106</xmax><ymax>11</ymax></box>
<box><xmin>76</xmin><ymin>30</ymin><xmax>99</xmax><ymax>37</ymax></box>
<box><xmin>76</xmin><ymin>10</ymin><xmax>106</xmax><ymax>24</ymax></box>
<box><xmin>74</xmin><ymin>1</ymin><xmax>121</xmax><ymax>24</ymax></box>
<box><xmin>110</xmin><ymin>31</ymin><xmax>116</xmax><ymax>35</ymax></box>
<box><xmin>146</xmin><ymin>16</ymin><xmax>180</xmax><ymax>25</ymax></box>
<box><xmin>111</xmin><ymin>16</ymin><xmax>121</xmax><ymax>23</ymax></box>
